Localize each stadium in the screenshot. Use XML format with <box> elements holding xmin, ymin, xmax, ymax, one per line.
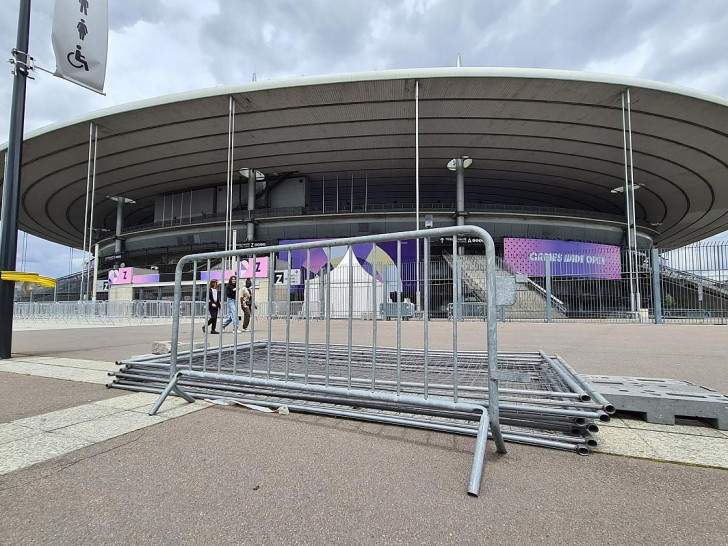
<box><xmin>4</xmin><ymin>67</ymin><xmax>728</xmax><ymax>317</ymax></box>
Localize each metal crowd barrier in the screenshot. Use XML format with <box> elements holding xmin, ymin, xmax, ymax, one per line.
<box><xmin>110</xmin><ymin>227</ymin><xmax>615</xmax><ymax>495</ymax></box>
<box><xmin>137</xmin><ymin>226</ymin><xmax>509</xmax><ymax>497</ymax></box>
<box><xmin>13</xmin><ymin>300</ymin><xmax>206</xmax><ymax>324</ymax></box>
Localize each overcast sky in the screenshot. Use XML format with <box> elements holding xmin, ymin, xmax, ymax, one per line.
<box><xmin>2</xmin><ymin>0</ymin><xmax>728</xmax><ymax>278</ymax></box>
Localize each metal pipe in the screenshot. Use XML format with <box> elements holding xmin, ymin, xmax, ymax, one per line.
<box><xmin>117</xmin><ymin>381</ymin><xmax>588</xmax><ymax>455</ymax></box>
<box><xmin>180</xmin><ymin>367</ymin><xmax>491</xmax><ymax>496</ymax></box>
<box><xmin>539</xmin><ymin>351</ymin><xmax>590</xmax><ymax>402</ymax></box>
<box><xmin>554</xmin><ymin>355</ymin><xmax>616</xmax><ymax>414</ymax></box>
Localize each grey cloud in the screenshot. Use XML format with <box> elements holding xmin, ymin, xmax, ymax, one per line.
<box><xmin>4</xmin><ymin>0</ymin><xmax>728</xmax><ymax>277</ymax></box>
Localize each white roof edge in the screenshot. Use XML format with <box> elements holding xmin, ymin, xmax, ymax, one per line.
<box><xmin>5</xmin><ymin>66</ymin><xmax>728</xmax><ymax>149</ymax></box>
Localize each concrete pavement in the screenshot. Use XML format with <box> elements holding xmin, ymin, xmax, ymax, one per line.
<box><xmin>1</xmin><ymin>320</ymin><xmax>727</xmax><ymax>544</ymax></box>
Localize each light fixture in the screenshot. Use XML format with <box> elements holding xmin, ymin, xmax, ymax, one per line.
<box><xmin>239</xmin><ymin>168</ymin><xmax>265</xmax><ymax>181</ymax></box>
<box><xmin>611</xmin><ymin>183</ymin><xmax>644</xmax><ymax>194</ymax></box>
<box><xmin>447</xmin><ymin>156</ymin><xmax>473</xmax><ymax>171</ymax></box>
<box><xmin>107</xmin><ymin>195</ymin><xmax>136</xmax><ymax>204</ymax></box>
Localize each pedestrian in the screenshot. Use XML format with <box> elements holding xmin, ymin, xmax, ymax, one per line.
<box><xmin>240</xmin><ymin>278</ymin><xmax>257</xmax><ymax>332</ymax></box>
<box><xmin>202</xmin><ymin>279</ymin><xmax>220</xmax><ymax>334</ymax></box>
<box><xmin>221</xmin><ymin>275</ymin><xmax>241</xmax><ymax>332</ymax></box>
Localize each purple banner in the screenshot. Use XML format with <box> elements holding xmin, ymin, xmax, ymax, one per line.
<box><xmin>279</xmin><ymin>238</ymin><xmax>420</xmax><ymax>291</ymax></box>
<box><xmin>504</xmin><ymin>238</ymin><xmax>622</xmax><ymax>279</ymax></box>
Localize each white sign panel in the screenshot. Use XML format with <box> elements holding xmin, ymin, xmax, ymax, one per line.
<box><xmin>52</xmin><ymin>0</ymin><xmax>108</xmax><ymax>93</ymax></box>
<box><xmin>274</xmin><ymin>269</ymin><xmax>302</xmax><ymax>285</ymax></box>
<box><xmin>96</xmin><ymin>280</ymin><xmax>109</xmax><ymax>292</ymax></box>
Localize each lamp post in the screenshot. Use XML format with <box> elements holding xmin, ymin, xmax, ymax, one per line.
<box><xmin>447</xmin><ymin>156</ymin><xmax>473</xmax><ymax>234</ymax></box>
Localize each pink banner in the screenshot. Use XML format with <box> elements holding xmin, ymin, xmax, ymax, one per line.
<box><xmin>199</xmin><ymin>257</ymin><xmax>269</xmax><ymax>281</ymax></box>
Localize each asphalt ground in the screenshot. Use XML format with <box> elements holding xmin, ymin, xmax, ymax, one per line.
<box><xmin>1</xmin><ymin>407</ymin><xmax>727</xmax><ymax>545</ymax></box>
<box><xmin>0</xmin><ymin>371</ymin><xmax>124</xmax><ymax>423</ymax></box>
<box><xmin>11</xmin><ymin>321</ymin><xmax>728</xmax><ymax>392</ymax></box>
<box><xmin>3</xmin><ymin>321</ymin><xmax>727</xmax><ymax>544</ymax></box>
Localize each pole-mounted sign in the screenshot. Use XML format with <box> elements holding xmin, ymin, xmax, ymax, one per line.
<box><xmin>51</xmin><ymin>0</ymin><xmax>108</xmax><ymax>94</ymax></box>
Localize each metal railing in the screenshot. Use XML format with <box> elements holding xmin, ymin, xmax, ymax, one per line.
<box><xmin>118</xmin><ymin>202</ymin><xmax>641</xmax><ymax>236</ymax></box>
<box><xmin>13</xmin><ymin>300</ymin><xmax>206</xmax><ymax>324</ymax></box>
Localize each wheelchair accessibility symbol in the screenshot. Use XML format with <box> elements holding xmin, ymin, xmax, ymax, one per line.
<box><xmin>67</xmin><ymin>45</ymin><xmax>89</xmax><ymax>71</ymax></box>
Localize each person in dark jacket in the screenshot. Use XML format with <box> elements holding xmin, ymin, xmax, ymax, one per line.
<box><xmin>221</xmin><ymin>275</ymin><xmax>240</xmax><ymax>332</ymax></box>
<box><xmin>203</xmin><ymin>279</ymin><xmax>220</xmax><ymax>334</ymax></box>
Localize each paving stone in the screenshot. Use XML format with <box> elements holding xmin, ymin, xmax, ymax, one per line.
<box><xmin>0</xmin><ymin>361</ymin><xmax>109</xmax><ymax>384</ymax></box>
<box><xmin>56</xmin><ymin>410</ymin><xmax>168</xmax><ymax>443</ymax></box>
<box><xmin>635</xmin><ymin>429</ymin><xmax>728</xmax><ymax>469</ymax></box>
<box><xmin>13</xmin><ymin>404</ymin><xmax>121</xmax><ymax>432</ymax></box>
<box><xmin>622</xmin><ymin>417</ymin><xmax>726</xmax><ymax>438</ymax></box>
<box><xmin>0</xmin><ymin>423</ymin><xmax>41</xmax><ymax>445</ymax></box>
<box><xmin>593</xmin><ymin>426</ymin><xmax>658</xmax><ymax>459</ymax></box>
<box><xmin>93</xmin><ymin>392</ymin><xmax>162</xmax><ymax>410</ymax></box>
<box><xmin>0</xmin><ymin>432</ymin><xmax>91</xmax><ymax>474</ymax></box>
<box><xmin>12</xmin><ymin>357</ymin><xmax>117</xmax><ymax>372</ymax></box>
<box><xmin>600</xmin><ymin>416</ymin><xmax>628</xmax><ymax>428</ymax></box>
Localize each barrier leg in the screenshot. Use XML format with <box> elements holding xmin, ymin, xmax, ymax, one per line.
<box><xmin>467</xmin><ymin>408</ymin><xmax>490</xmax><ymax>497</ymax></box>
<box><xmin>149</xmin><ymin>371</ymin><xmax>195</xmax><ymax>416</ymax></box>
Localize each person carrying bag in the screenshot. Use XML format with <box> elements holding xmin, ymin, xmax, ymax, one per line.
<box><xmin>240</xmin><ymin>278</ymin><xmax>257</xmax><ymax>332</ymax></box>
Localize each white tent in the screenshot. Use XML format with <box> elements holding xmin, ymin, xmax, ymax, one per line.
<box><xmin>306</xmin><ymin>247</ymin><xmax>386</xmax><ymax>319</ymax></box>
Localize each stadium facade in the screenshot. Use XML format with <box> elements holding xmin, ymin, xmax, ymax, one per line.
<box><xmin>3</xmin><ymin>67</ymin><xmax>728</xmax><ymax>302</ymax></box>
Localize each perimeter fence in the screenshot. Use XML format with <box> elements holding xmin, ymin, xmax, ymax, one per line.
<box><xmin>12</xmin><ymin>242</ymin><xmax>728</xmax><ymax>325</ymax></box>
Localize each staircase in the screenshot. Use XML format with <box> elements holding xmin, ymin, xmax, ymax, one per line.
<box><xmin>443</xmin><ymin>252</ymin><xmax>567</xmax><ymax>319</ymax></box>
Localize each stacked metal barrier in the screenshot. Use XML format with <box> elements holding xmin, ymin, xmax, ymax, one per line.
<box><xmin>107</xmin><ymin>226</ymin><xmax>614</xmax><ymax>496</ymax></box>
<box><xmin>111</xmin><ymin>344</ymin><xmax>612</xmax><ymax>456</ymax></box>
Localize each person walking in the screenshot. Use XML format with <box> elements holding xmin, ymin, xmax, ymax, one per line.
<box><xmin>240</xmin><ymin>278</ymin><xmax>257</xmax><ymax>332</ymax></box>
<box><xmin>221</xmin><ymin>275</ymin><xmax>240</xmax><ymax>332</ymax></box>
<box><xmin>202</xmin><ymin>279</ymin><xmax>220</xmax><ymax>334</ymax></box>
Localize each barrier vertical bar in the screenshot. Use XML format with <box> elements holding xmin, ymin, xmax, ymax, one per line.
<box><xmin>249</xmin><ymin>252</ymin><xmax>257</xmax><ymax>376</ymax></box>
<box><xmin>203</xmin><ymin>259</ymin><xmax>211</xmax><ymax>373</ymax></box>
<box><xmin>371</xmin><ymin>242</ymin><xmax>377</xmax><ymax>391</ymax></box>
<box><xmin>482</xmin><ymin>225</ymin><xmax>507</xmax><ymax>454</ymax></box>
<box><xmin>189</xmin><ymin>260</ymin><xmax>197</xmax><ymax>369</ymax></box>
<box><xmin>348</xmin><ymin>244</ymin><xmax>354</xmax><ymax>388</ymax></box>
<box><xmin>170</xmin><ymin>257</ymin><xmax>185</xmax><ymax>379</ymax></box>
<box><xmin>305</xmin><ymin>248</ymin><xmax>311</xmax><ymax>383</ymax></box>
<box><xmin>325</xmin><ymin>246</ymin><xmax>331</xmax><ymax>386</ymax></box>
<box><xmin>452</xmin><ymin>236</ymin><xmax>459</xmax><ymax>402</ymax></box>
<box><xmin>267</xmin><ymin>250</ymin><xmax>274</xmax><ymax>378</ymax></box>
<box><xmin>396</xmin><ymin>240</ymin><xmax>402</xmax><ymax>395</ymax></box>
<box><xmin>217</xmin><ymin>264</ymin><xmax>224</xmax><ymax>374</ymax></box>
<box><xmin>285</xmin><ymin>250</ymin><xmax>292</xmax><ymax>381</ymax></box>
<box><xmin>232</xmin><ymin>255</ymin><xmax>239</xmax><ymax>376</ymax></box>
<box><xmin>423</xmin><ymin>234</ymin><xmax>430</xmax><ymax>398</ymax></box>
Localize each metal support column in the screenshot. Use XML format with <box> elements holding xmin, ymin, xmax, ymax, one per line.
<box><xmin>0</xmin><ymin>0</ymin><xmax>32</xmax><ymax>359</ymax></box>
<box><xmin>651</xmin><ymin>247</ymin><xmax>663</xmax><ymax>324</ymax></box>
<box><xmin>456</xmin><ymin>159</ymin><xmax>465</xmax><ymax>227</ymax></box>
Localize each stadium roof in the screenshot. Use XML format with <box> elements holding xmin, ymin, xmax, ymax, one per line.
<box><xmin>3</xmin><ymin>67</ymin><xmax>728</xmax><ymax>249</ymax></box>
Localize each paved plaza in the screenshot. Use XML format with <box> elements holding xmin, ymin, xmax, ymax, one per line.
<box><xmin>1</xmin><ymin>321</ymin><xmax>727</xmax><ymax>544</ymax></box>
